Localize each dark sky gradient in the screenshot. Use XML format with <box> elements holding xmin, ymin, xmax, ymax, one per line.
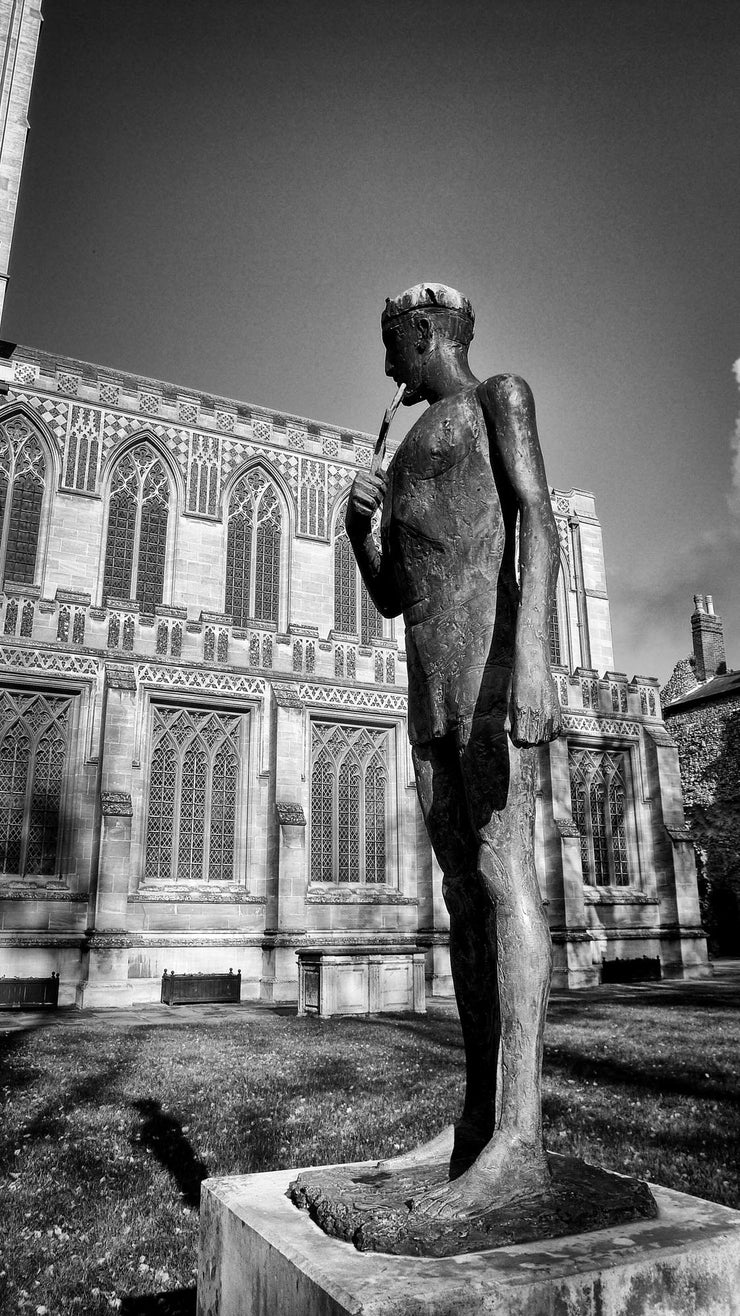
<box><xmin>4</xmin><ymin>0</ymin><xmax>739</xmax><ymax>682</ymax></box>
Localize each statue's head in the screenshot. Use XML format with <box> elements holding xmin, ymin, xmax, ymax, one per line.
<box><xmin>381</xmin><ymin>283</ymin><xmax>475</xmax><ymax>404</ymax></box>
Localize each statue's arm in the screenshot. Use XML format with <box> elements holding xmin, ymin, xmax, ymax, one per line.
<box><xmin>479</xmin><ymin>374</ymin><xmax>562</xmax><ymax>746</ymax></box>
<box><xmin>345</xmin><ymin>470</ymin><xmax>403</xmax><ymax>619</ymax></box>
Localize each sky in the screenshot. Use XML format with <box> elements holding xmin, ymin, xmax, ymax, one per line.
<box><xmin>4</xmin><ymin>0</ymin><xmax>739</xmax><ymax>684</ymax></box>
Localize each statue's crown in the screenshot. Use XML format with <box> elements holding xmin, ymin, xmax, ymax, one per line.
<box><xmin>381</xmin><ymin>282</ymin><xmax>475</xmax><ymax>330</ymax></box>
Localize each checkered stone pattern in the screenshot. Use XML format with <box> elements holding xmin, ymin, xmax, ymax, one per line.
<box><xmin>328</xmin><ymin>463</ymin><xmax>353</xmax><ymax>512</ymax></box>
<box><xmin>10</xmin><ymin>393</ymin><xmax>69</xmax><ymax>447</ymax></box>
<box><xmin>102</xmin><ymin>410</ymin><xmax>140</xmax><ymax>455</ymax></box>
<box><xmin>556</xmin><ymin>518</ymin><xmax>570</xmax><ymax>564</ymax></box>
<box><xmin>139</xmin><ymin>393</ymin><xmax>160</xmax><ymax>415</ymax></box>
<box><xmin>216</xmin><ymin>411</ymin><xmax>235</xmax><ymax>432</ymax></box>
<box><xmin>13</xmin><ymin>362</ymin><xmax>36</xmax><ymax>386</ymax></box>
<box><xmin>220</xmin><ymin>437</ymin><xmax>256</xmax><ymax>486</ymax></box>
<box><xmin>57</xmin><ymin>372</ymin><xmax>79</xmax><ymax>396</ymax></box>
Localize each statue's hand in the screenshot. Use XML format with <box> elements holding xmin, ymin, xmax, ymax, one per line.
<box><xmin>509</xmin><ymin>657</ymin><xmax>562</xmax><ymax>747</ymax></box>
<box><xmin>346</xmin><ymin>470</ymin><xmax>387</xmax><ymax>525</ymax></box>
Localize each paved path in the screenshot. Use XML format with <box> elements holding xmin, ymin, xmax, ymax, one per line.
<box><xmin>1</xmin><ymin>959</ymin><xmax>738</xmax><ymax>1035</ymax></box>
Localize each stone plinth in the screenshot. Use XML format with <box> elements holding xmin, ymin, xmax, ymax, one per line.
<box><xmin>197</xmin><ymin>1164</ymin><xmax>740</xmax><ymax>1316</ymax></box>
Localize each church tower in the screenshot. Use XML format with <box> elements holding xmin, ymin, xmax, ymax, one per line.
<box><xmin>0</xmin><ymin>0</ymin><xmax>43</xmax><ymax>327</ymax></box>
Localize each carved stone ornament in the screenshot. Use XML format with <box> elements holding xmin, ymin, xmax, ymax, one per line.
<box><xmin>272</xmin><ymin>682</ymin><xmax>304</xmax><ymax>709</ymax></box>
<box><xmin>555</xmin><ymin>818</ymin><xmax>581</xmax><ymax>838</ymax></box>
<box><xmin>105</xmin><ymin>662</ymin><xmax>137</xmax><ymax>690</ymax></box>
<box><xmin>101</xmin><ymin>791</ymin><xmax>133</xmax><ymax>817</ymax></box>
<box><xmin>276</xmin><ymin>801</ymin><xmax>306</xmax><ymax>826</ymax></box>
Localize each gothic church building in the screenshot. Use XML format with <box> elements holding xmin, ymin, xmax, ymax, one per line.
<box><xmin>0</xmin><ymin>348</ymin><xmax>707</xmax><ymax>1004</ymax></box>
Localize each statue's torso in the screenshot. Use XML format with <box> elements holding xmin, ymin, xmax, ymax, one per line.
<box><xmin>382</xmin><ymin>384</ymin><xmax>517</xmax><ymax>743</ymax></box>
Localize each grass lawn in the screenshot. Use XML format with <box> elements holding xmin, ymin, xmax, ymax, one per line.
<box><xmin>1</xmin><ymin>979</ymin><xmax>739</xmax><ymax>1315</ymax></box>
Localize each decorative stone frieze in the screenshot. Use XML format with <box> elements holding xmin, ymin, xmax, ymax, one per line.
<box><xmin>276</xmin><ymin>803</ymin><xmax>306</xmax><ymax>826</ymax></box>
<box><xmin>101</xmin><ymin>791</ymin><xmax>133</xmax><ymax>817</ymax></box>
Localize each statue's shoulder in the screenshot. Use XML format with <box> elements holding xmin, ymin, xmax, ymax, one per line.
<box><xmin>478</xmin><ymin>374</ymin><xmax>535</xmax><ymax>415</ymax></box>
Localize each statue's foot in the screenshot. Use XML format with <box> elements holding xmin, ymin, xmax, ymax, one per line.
<box><xmin>407</xmin><ymin>1137</ymin><xmax>551</xmax><ymax>1221</ymax></box>
<box><xmin>375</xmin><ymin>1124</ymin><xmax>455</xmax><ymax>1173</ymax></box>
<box><xmin>376</xmin><ymin>1118</ymin><xmax>492</xmax><ymax>1175</ymax></box>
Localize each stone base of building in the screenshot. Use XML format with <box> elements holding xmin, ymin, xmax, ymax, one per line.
<box><xmin>197</xmin><ymin>1164</ymin><xmax>740</xmax><ymax>1316</ymax></box>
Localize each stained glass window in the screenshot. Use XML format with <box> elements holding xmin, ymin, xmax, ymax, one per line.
<box><xmin>568</xmin><ymin>746</ymin><xmax>632</xmax><ymax>887</ymax></box>
<box><xmin>0</xmin><ymin>690</ymin><xmax>71</xmax><ymax>877</ymax></box>
<box><xmin>333</xmin><ymin>504</ymin><xmax>384</xmax><ymax>645</ymax></box>
<box><xmin>144</xmin><ymin>705</ymin><xmax>243</xmax><ymax>883</ymax></box>
<box><xmin>0</xmin><ymin>414</ymin><xmax>47</xmax><ymax>586</ymax></box>
<box><xmin>225</xmin><ymin>471</ymin><xmax>283</xmax><ymax>626</ymax></box>
<box><xmin>310</xmin><ymin>721</ymin><xmax>390</xmax><ymax>883</ymax></box>
<box><xmin>103</xmin><ymin>444</ymin><xmax>170</xmax><ymax>609</ymax></box>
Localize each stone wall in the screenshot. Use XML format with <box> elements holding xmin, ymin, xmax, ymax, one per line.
<box><xmin>664</xmin><ymin>696</ymin><xmax>740</xmax><ymax>954</ymax></box>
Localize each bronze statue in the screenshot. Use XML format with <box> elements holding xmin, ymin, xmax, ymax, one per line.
<box><xmin>290</xmin><ymin>285</ymin><xmax>656</xmax><ymax>1252</ymax></box>
<box><xmin>347</xmin><ymin>282</ymin><xmax>561</xmax><ymax>1218</ymax></box>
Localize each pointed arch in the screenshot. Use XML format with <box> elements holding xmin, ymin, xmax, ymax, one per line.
<box><xmin>0</xmin><ymin>405</ymin><xmax>56</xmax><ymax>588</ymax></box>
<box><xmin>331</xmin><ymin>498</ymin><xmax>385</xmax><ymax>642</ymax></box>
<box><xmin>101</xmin><ymin>437</ymin><xmax>176</xmax><ymax>609</ymax></box>
<box><xmin>224</xmin><ymin>463</ymin><xmax>288</xmax><ymax>627</ymax></box>
<box><xmin>310</xmin><ymin>721</ymin><xmax>390</xmax><ymax>884</ymax></box>
<box><xmin>549</xmin><ymin>556</ymin><xmax>571</xmax><ymax>671</ymax></box>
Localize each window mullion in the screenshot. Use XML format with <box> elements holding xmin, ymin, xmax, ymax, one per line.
<box><xmin>203</xmin><ymin>749</ymin><xmax>213</xmax><ymax>882</ymax></box>
<box><xmin>19</xmin><ymin>726</ymin><xmax>34</xmax><ymax>877</ymax></box>
<box><xmin>171</xmin><ymin>748</ymin><xmax>183</xmax><ymax>882</ymax></box>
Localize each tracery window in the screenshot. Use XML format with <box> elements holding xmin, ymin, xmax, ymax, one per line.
<box><xmin>0</xmin><ymin>690</ymin><xmax>71</xmax><ymax>877</ymax></box>
<box><xmin>569</xmin><ymin>746</ymin><xmax>632</xmax><ymax>887</ymax></box>
<box><xmin>333</xmin><ymin>511</ymin><xmax>383</xmax><ymax>644</ymax></box>
<box><xmin>103</xmin><ymin>444</ymin><xmax>170</xmax><ymax>611</ymax></box>
<box><xmin>0</xmin><ymin>413</ymin><xmax>47</xmax><ymax>585</ymax></box>
<box><xmin>144</xmin><ymin>705</ymin><xmax>243</xmax><ymax>883</ymax></box>
<box><xmin>225</xmin><ymin>470</ymin><xmax>282</xmax><ymax>627</ymax></box>
<box><xmin>310</xmin><ymin>721</ymin><xmax>390</xmax><ymax>883</ymax></box>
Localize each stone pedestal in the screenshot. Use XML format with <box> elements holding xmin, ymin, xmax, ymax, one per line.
<box><xmin>198</xmin><ymin>1164</ymin><xmax>740</xmax><ymax>1316</ymax></box>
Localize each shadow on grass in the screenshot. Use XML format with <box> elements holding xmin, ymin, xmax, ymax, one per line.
<box><xmin>544</xmin><ymin>1042</ymin><xmax>740</xmax><ymax>1107</ymax></box>
<box><xmin>132</xmin><ymin>1099</ymin><xmax>209</xmax><ymax>1208</ymax></box>
<box><xmin>120</xmin><ymin>1286</ymin><xmax>196</xmax><ymax>1314</ymax></box>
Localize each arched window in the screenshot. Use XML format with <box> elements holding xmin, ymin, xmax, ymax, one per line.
<box><xmin>225</xmin><ymin>470</ymin><xmax>282</xmax><ymax>626</ymax></box>
<box><xmin>310</xmin><ymin>722</ymin><xmax>390</xmax><ymax>883</ymax></box>
<box><xmin>333</xmin><ymin>510</ymin><xmax>383</xmax><ymax>644</ymax></box>
<box><xmin>0</xmin><ymin>413</ymin><xmax>47</xmax><ymax>585</ymax></box>
<box><xmin>569</xmin><ymin>747</ymin><xmax>631</xmax><ymax>887</ymax></box>
<box><xmin>548</xmin><ymin>608</ymin><xmax>562</xmax><ymax>667</ymax></box>
<box><xmin>144</xmin><ymin>705</ymin><xmax>242</xmax><ymax>883</ymax></box>
<box><xmin>549</xmin><ymin>564</ymin><xmax>570</xmax><ymax>670</ymax></box>
<box><xmin>0</xmin><ymin>690</ymin><xmax>71</xmax><ymax>877</ymax></box>
<box><xmin>103</xmin><ymin>444</ymin><xmax>170</xmax><ymax>610</ymax></box>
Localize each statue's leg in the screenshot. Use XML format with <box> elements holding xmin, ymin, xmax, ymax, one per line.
<box><xmin>377</xmin><ymin>735</ymin><xmax>495</xmax><ymax>1173</ymax></box>
<box><xmin>410</xmin><ymin>728</ymin><xmax>553</xmax><ymax>1219</ymax></box>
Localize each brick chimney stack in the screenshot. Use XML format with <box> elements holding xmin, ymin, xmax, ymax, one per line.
<box><xmin>691</xmin><ymin>593</ymin><xmax>726</xmax><ymax>681</ymax></box>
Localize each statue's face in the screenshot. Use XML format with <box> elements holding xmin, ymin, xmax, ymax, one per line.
<box><xmin>382</xmin><ymin>319</ymin><xmax>426</xmax><ymax>405</ymax></box>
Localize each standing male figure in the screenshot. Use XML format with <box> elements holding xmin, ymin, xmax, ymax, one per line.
<box><xmin>346</xmin><ymin>283</ymin><xmax>562</xmax><ymax>1220</ymax></box>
